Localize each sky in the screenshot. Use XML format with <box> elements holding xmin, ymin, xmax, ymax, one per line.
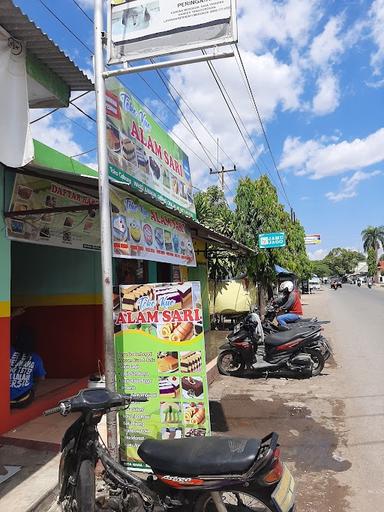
<box><xmin>14</xmin><ymin>0</ymin><xmax>384</xmax><ymax>260</ymax></box>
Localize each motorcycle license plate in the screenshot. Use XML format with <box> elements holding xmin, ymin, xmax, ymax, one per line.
<box><xmin>271</xmin><ymin>465</ymin><xmax>295</xmax><ymax>512</ymax></box>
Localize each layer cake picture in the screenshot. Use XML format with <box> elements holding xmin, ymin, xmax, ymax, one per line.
<box><xmin>159</xmin><ymin>376</ymin><xmax>180</xmax><ymax>399</ymax></box>
<box><xmin>180</xmin><ymin>351</ymin><xmax>202</xmax><ymax>374</ymax></box>
<box><xmin>182</xmin><ymin>377</ymin><xmax>204</xmax><ymax>398</ymax></box>
<box><xmin>185</xmin><ymin>427</ymin><xmax>206</xmax><ymax>438</ymax></box>
<box><xmin>155</xmin><ymin>283</ymin><xmax>193</xmax><ymax>312</ymax></box>
<box><xmin>120</xmin><ymin>285</ymin><xmax>154</xmax><ymax>312</ymax></box>
<box><xmin>157</xmin><ymin>352</ymin><xmax>179</xmax><ymax>373</ymax></box>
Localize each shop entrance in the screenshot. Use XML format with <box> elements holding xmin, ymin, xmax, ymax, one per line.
<box><xmin>9</xmin><ymin>241</ymin><xmax>103</xmax><ymax>427</ymax></box>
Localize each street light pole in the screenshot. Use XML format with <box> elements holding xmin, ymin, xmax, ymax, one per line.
<box><xmin>94</xmin><ymin>0</ymin><xmax>118</xmax><ymax>460</ymax></box>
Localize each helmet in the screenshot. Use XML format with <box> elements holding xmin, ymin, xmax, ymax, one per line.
<box><xmin>279</xmin><ymin>281</ymin><xmax>294</xmax><ymax>293</ymax></box>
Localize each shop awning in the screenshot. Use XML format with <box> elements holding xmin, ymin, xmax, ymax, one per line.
<box><xmin>5</xmin><ymin>142</ymin><xmax>255</xmax><ymax>257</ymax></box>
<box><xmin>0</xmin><ymin>0</ymin><xmax>93</xmax><ymax>107</ymax></box>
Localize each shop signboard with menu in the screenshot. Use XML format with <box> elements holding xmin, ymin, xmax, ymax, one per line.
<box><xmin>6</xmin><ymin>174</ymin><xmax>100</xmax><ymax>251</ymax></box>
<box><xmin>114</xmin><ymin>281</ymin><xmax>211</xmax><ymax>470</ymax></box>
<box><xmin>107</xmin><ymin>0</ymin><xmax>237</xmax><ymax>64</ymax></box>
<box><xmin>110</xmin><ymin>182</ymin><xmax>196</xmax><ymax>267</ymax></box>
<box><xmin>106</xmin><ymin>77</ymin><xmax>196</xmax><ymax>219</ymax></box>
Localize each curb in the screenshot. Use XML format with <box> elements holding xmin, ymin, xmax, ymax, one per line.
<box><xmin>27</xmin><ymin>485</ymin><xmax>59</xmax><ymax>512</ymax></box>
<box><xmin>207</xmin><ymin>356</ymin><xmax>219</xmax><ymax>385</ymax></box>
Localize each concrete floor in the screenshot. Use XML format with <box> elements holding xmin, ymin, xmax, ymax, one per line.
<box><xmin>209</xmin><ymin>285</ymin><xmax>384</xmax><ymax>511</ymax></box>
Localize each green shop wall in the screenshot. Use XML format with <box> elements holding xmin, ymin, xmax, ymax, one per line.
<box><xmin>11</xmin><ymin>242</ymin><xmax>104</xmax><ymax>380</ymax></box>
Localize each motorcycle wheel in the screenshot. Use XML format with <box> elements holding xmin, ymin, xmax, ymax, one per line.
<box><xmin>306</xmin><ymin>349</ymin><xmax>325</xmax><ymax>377</ymax></box>
<box><xmin>194</xmin><ymin>490</ymin><xmax>274</xmax><ymax>511</ymax></box>
<box><xmin>217</xmin><ymin>350</ymin><xmax>245</xmax><ymax>376</ymax></box>
<box><xmin>74</xmin><ymin>459</ymin><xmax>96</xmax><ymax>511</ymax></box>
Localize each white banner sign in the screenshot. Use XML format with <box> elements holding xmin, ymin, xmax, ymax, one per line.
<box><xmin>304</xmin><ymin>234</ymin><xmax>321</xmax><ymax>245</ymax></box>
<box><xmin>108</xmin><ymin>0</ymin><xmax>237</xmax><ymax>64</ymax></box>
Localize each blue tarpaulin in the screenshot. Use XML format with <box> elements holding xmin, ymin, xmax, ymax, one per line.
<box><xmin>274</xmin><ymin>264</ymin><xmax>293</xmax><ymax>275</ymax></box>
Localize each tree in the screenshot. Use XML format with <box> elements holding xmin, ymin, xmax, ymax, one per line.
<box><xmin>194</xmin><ymin>186</ymin><xmax>236</xmax><ymax>307</ymax></box>
<box><xmin>311</xmin><ymin>261</ymin><xmax>331</xmax><ymax>278</ymax></box>
<box><xmin>323</xmin><ymin>248</ymin><xmax>365</xmax><ymax>276</ymax></box>
<box><xmin>367</xmin><ymin>248</ymin><xmax>377</xmax><ymax>277</ymax></box>
<box><xmin>234</xmin><ymin>175</ymin><xmax>311</xmax><ymax>312</ymax></box>
<box><xmin>361</xmin><ymin>226</ymin><xmax>384</xmax><ymax>281</ymax></box>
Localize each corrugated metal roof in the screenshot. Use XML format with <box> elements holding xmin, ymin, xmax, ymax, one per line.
<box><xmin>0</xmin><ymin>0</ymin><xmax>94</xmax><ymax>91</ymax></box>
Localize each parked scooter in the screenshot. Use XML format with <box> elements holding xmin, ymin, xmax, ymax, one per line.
<box><xmin>45</xmin><ymin>388</ymin><xmax>296</xmax><ymax>512</ymax></box>
<box><xmin>217</xmin><ymin>310</ymin><xmax>325</xmax><ymax>378</ymax></box>
<box><xmin>263</xmin><ymin>303</ymin><xmax>331</xmax><ymax>361</ymax></box>
<box><xmin>357</xmin><ymin>281</ymin><xmax>361</xmax><ymax>287</ymax></box>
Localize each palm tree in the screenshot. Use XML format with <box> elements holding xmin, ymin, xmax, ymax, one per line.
<box><xmin>361</xmin><ymin>226</ymin><xmax>384</xmax><ymax>281</ymax></box>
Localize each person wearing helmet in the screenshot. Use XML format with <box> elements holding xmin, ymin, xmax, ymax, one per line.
<box><xmin>275</xmin><ymin>281</ymin><xmax>303</xmax><ymax>328</ymax></box>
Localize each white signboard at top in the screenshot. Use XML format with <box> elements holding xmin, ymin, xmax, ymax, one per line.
<box><xmin>108</xmin><ymin>0</ymin><xmax>237</xmax><ymax>64</ymax></box>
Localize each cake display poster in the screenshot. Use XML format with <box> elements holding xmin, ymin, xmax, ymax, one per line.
<box><xmin>110</xmin><ymin>186</ymin><xmax>196</xmax><ymax>267</ymax></box>
<box><xmin>105</xmin><ymin>77</ymin><xmax>196</xmax><ymax>219</ymax></box>
<box><xmin>6</xmin><ymin>174</ymin><xmax>100</xmax><ymax>251</ymax></box>
<box><xmin>114</xmin><ymin>281</ymin><xmax>211</xmax><ymax>470</ymax></box>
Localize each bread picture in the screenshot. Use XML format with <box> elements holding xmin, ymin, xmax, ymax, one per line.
<box><xmin>157</xmin><ymin>352</ymin><xmax>179</xmax><ymax>373</ymax></box>
<box><xmin>183</xmin><ymin>403</ymin><xmax>205</xmax><ymax>425</ymax></box>
<box><xmin>159</xmin><ymin>322</ymin><xmax>194</xmax><ymax>342</ymax></box>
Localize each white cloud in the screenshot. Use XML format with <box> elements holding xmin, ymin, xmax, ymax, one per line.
<box><xmin>238</xmin><ymin>0</ymin><xmax>322</xmax><ymax>52</ymax></box>
<box><xmin>31</xmin><ymin>113</ymin><xmax>84</xmax><ymax>157</ymax></box>
<box><xmin>309</xmin><ymin>16</ymin><xmax>345</xmax><ymax>68</ymax></box>
<box><xmin>326</xmin><ymin>170</ymin><xmax>382</xmax><ymax>202</ymax></box>
<box><xmin>280</xmin><ymin>128</ymin><xmax>384</xmax><ymax>179</ymax></box>
<box><xmin>308</xmin><ymin>248</ymin><xmax>328</xmax><ymax>260</ymax></box>
<box><xmin>167</xmin><ymin>49</ymin><xmax>304</xmax><ymax>188</ymax></box>
<box><xmin>369</xmin><ymin>0</ymin><xmax>384</xmax><ymax>74</ymax></box>
<box><xmin>312</xmin><ymin>72</ymin><xmax>340</xmax><ymax>115</ymax></box>
<box><xmin>67</xmin><ymin>91</ymin><xmax>96</xmax><ymax>121</ymax></box>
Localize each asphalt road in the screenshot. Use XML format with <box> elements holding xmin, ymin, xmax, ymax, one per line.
<box><xmin>209</xmin><ymin>284</ymin><xmax>384</xmax><ymax>511</ymax></box>
<box><xmin>324</xmin><ymin>283</ymin><xmax>384</xmax><ymax>510</ymax></box>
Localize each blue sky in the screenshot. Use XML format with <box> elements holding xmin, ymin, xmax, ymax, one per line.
<box><xmin>15</xmin><ymin>0</ymin><xmax>384</xmax><ymax>259</ymax></box>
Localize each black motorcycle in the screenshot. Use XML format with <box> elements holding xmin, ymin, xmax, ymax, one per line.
<box><xmin>217</xmin><ymin>312</ymin><xmax>325</xmax><ymax>378</ymax></box>
<box><xmin>263</xmin><ymin>303</ymin><xmax>331</xmax><ymax>361</ymax></box>
<box><xmin>46</xmin><ymin>388</ymin><xmax>296</xmax><ymax>512</ymax></box>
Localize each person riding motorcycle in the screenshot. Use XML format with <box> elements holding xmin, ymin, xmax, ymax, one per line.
<box><xmin>275</xmin><ymin>281</ymin><xmax>303</xmax><ymax>329</ymax></box>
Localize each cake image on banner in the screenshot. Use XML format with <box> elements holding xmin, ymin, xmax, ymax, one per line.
<box><xmin>115</xmin><ymin>281</ymin><xmax>211</xmax><ymax>470</ymax></box>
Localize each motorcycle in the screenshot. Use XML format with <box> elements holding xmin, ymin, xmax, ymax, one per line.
<box><xmin>46</xmin><ymin>388</ymin><xmax>296</xmax><ymax>512</ymax></box>
<box><xmin>217</xmin><ymin>311</ymin><xmax>325</xmax><ymax>378</ymax></box>
<box><xmin>368</xmin><ymin>282</ymin><xmax>372</xmax><ymax>289</ymax></box>
<box><xmin>263</xmin><ymin>303</ymin><xmax>331</xmax><ymax>361</ymax></box>
<box><xmin>357</xmin><ymin>281</ymin><xmax>361</xmax><ymax>287</ymax></box>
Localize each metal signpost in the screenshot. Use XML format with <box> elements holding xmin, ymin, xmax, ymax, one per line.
<box><xmin>258</xmin><ymin>232</ymin><xmax>286</xmax><ymax>249</ymax></box>
<box><xmin>93</xmin><ymin>0</ymin><xmax>237</xmax><ymax>458</ymax></box>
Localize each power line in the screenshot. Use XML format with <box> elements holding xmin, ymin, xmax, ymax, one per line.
<box><xmin>234</xmin><ymin>44</ymin><xmax>292</xmax><ymax>209</ymax></box>
<box><xmin>202</xmin><ymin>51</ymin><xmax>263</xmax><ymax>178</ymax></box>
<box><xmin>150</xmin><ymin>62</ymin><xmax>236</xmax><ymax>167</ymax></box>
<box><xmin>31</xmin><ymin>91</ymin><xmax>91</xmax><ymax>124</ymax></box>
<box><xmin>38</xmin><ymin>0</ymin><xmax>93</xmax><ymax>54</ymax></box>
<box><xmin>71</xmin><ymin>0</ymin><xmax>93</xmax><ymax>23</ymax></box>
<box><xmin>70</xmin><ymin>147</ymin><xmax>97</xmax><ymax>158</ymax></box>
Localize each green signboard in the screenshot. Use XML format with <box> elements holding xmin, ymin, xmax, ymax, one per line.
<box><xmin>105</xmin><ymin>78</ymin><xmax>196</xmax><ymax>219</ymax></box>
<box><xmin>258</xmin><ymin>232</ymin><xmax>286</xmax><ymax>249</ymax></box>
<box><xmin>115</xmin><ymin>281</ymin><xmax>211</xmax><ymax>470</ymax></box>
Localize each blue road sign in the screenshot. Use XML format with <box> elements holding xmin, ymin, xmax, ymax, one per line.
<box><xmin>258</xmin><ymin>232</ymin><xmax>286</xmax><ymax>249</ymax></box>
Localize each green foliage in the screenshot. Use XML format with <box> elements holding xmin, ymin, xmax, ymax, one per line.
<box><xmin>367</xmin><ymin>248</ymin><xmax>377</xmax><ymax>277</ymax></box>
<box><xmin>361</xmin><ymin>226</ymin><xmax>384</xmax><ymax>252</ymax></box>
<box><xmin>194</xmin><ymin>186</ymin><xmax>235</xmax><ymax>281</ymax></box>
<box><xmin>323</xmin><ymin>248</ymin><xmax>365</xmax><ymax>276</ymax></box>
<box><xmin>233</xmin><ymin>175</ymin><xmax>311</xmax><ymax>285</ymax></box>
<box><xmin>311</xmin><ymin>260</ymin><xmax>331</xmax><ymax>278</ymax></box>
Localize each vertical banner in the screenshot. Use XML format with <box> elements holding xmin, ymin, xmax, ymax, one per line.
<box><xmin>115</xmin><ymin>281</ymin><xmax>211</xmax><ymax>469</ymax></box>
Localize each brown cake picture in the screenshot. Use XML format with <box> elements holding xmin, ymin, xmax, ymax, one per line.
<box><xmin>160</xmin><ymin>322</ymin><xmax>194</xmax><ymax>342</ymax></box>
<box><xmin>182</xmin><ymin>377</ymin><xmax>204</xmax><ymax>398</ymax></box>
<box><xmin>157</xmin><ymin>352</ymin><xmax>179</xmax><ymax>373</ymax></box>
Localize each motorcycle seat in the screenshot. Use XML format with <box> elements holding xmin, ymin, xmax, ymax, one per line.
<box><xmin>265</xmin><ymin>326</ymin><xmax>318</xmax><ymax>346</ymax></box>
<box><xmin>138</xmin><ymin>437</ymin><xmax>261</xmax><ymax>476</ymax></box>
